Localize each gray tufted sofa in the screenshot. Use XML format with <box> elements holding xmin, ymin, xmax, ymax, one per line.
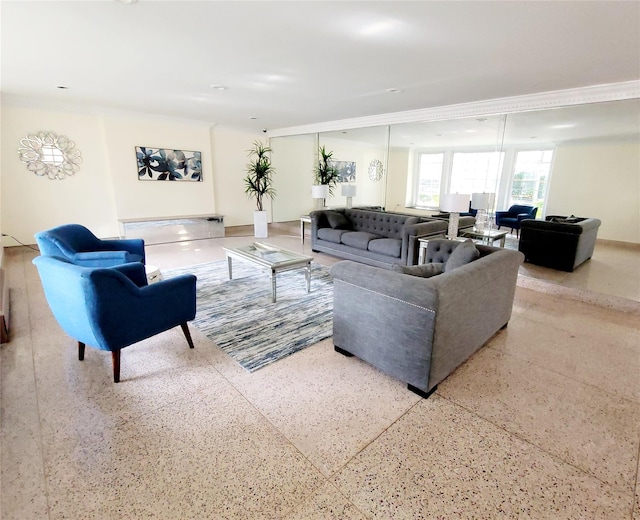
<box><xmin>310</xmin><ymin>208</ymin><xmax>473</xmax><ymax>268</ymax></box>
<box><xmin>330</xmin><ymin>239</ymin><xmax>524</xmax><ymax>397</ymax></box>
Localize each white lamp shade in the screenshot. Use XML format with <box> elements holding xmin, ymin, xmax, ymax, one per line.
<box><xmin>440</xmin><ymin>193</ymin><xmax>470</xmax><ymax>213</ymax></box>
<box><xmin>311</xmin><ymin>185</ymin><xmax>330</xmax><ymax>199</ymax></box>
<box><xmin>471</xmin><ymin>192</ymin><xmax>495</xmax><ymax>210</ymax></box>
<box><xmin>341</xmin><ymin>184</ymin><xmax>357</xmax><ymax>197</ymax></box>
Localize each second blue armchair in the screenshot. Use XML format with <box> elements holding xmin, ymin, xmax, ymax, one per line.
<box><xmin>35</xmin><ymin>223</ymin><xmax>145</xmax><ymax>267</ymax></box>
<box><xmin>495</xmin><ymin>205</ymin><xmax>538</xmax><ymax>237</ymax></box>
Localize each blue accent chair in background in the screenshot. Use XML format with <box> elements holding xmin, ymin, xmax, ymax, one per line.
<box><xmin>32</xmin><ymin>255</ymin><xmax>197</xmax><ymax>382</ymax></box>
<box><xmin>495</xmin><ymin>205</ymin><xmax>538</xmax><ymax>237</ymax></box>
<box><xmin>35</xmin><ymin>224</ymin><xmax>145</xmax><ymax>267</ymax></box>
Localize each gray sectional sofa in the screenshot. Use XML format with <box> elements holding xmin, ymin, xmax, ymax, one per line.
<box><xmin>330</xmin><ymin>239</ymin><xmax>524</xmax><ymax>397</ymax></box>
<box><xmin>310</xmin><ymin>207</ymin><xmax>474</xmax><ymax>268</ymax></box>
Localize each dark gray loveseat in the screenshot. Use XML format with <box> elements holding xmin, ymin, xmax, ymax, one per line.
<box><xmin>331</xmin><ymin>239</ymin><xmax>524</xmax><ymax>397</ymax></box>
<box><xmin>310</xmin><ymin>208</ymin><xmax>473</xmax><ymax>268</ymax></box>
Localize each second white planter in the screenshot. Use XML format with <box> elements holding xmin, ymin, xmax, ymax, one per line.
<box><xmin>254</xmin><ymin>210</ymin><xmax>268</xmax><ymax>238</ymax></box>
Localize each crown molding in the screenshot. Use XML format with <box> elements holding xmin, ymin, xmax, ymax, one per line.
<box><xmin>269</xmin><ymin>81</ymin><xmax>640</xmax><ymax>137</ymax></box>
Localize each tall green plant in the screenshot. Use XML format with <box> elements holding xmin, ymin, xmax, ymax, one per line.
<box><xmin>244</xmin><ymin>141</ymin><xmax>276</xmax><ymax>211</ymax></box>
<box><xmin>313</xmin><ymin>145</ymin><xmax>340</xmax><ymax>196</ymax></box>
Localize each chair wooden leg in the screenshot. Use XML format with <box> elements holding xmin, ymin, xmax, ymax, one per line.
<box><xmin>112</xmin><ymin>350</ymin><xmax>121</xmax><ymax>383</ymax></box>
<box><xmin>78</xmin><ymin>342</ymin><xmax>85</xmax><ymax>361</ymax></box>
<box><xmin>181</xmin><ymin>323</ymin><xmax>195</xmax><ymax>349</ymax></box>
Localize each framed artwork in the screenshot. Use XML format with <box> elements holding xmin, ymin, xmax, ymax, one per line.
<box><xmin>136</xmin><ymin>146</ymin><xmax>202</xmax><ymax>181</ymax></box>
<box><xmin>331</xmin><ymin>160</ymin><xmax>356</xmax><ymax>183</ymax></box>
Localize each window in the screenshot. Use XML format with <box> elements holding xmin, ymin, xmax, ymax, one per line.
<box><xmin>510</xmin><ymin>150</ymin><xmax>553</xmax><ymax>212</ymax></box>
<box><xmin>415</xmin><ymin>153</ymin><xmax>444</xmax><ymax>207</ymax></box>
<box><xmin>450</xmin><ymin>151</ymin><xmax>504</xmax><ymax>195</ymax></box>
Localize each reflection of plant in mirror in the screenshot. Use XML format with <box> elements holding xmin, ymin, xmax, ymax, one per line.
<box><xmin>244</xmin><ymin>140</ymin><xmax>276</xmax><ymax>211</ymax></box>
<box><xmin>313</xmin><ymin>146</ymin><xmax>340</xmax><ymax>196</ymax></box>
<box><xmin>18</xmin><ymin>131</ymin><xmax>82</xmax><ymax>180</ymax></box>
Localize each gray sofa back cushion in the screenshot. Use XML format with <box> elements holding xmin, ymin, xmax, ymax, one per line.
<box><xmin>444</xmin><ymin>240</ymin><xmax>479</xmax><ymax>271</ymax></box>
<box><xmin>344</xmin><ymin>209</ymin><xmax>418</xmax><ymax>239</ymax></box>
<box><xmin>325</xmin><ymin>211</ymin><xmax>351</xmax><ymax>229</ymax></box>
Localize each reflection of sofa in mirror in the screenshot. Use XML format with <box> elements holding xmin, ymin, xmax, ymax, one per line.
<box><xmin>518</xmin><ymin>216</ymin><xmax>602</xmax><ymax>272</ymax></box>
<box><xmin>495</xmin><ymin>205</ymin><xmax>538</xmax><ymax>236</ymax></box>
<box><xmin>310</xmin><ymin>208</ymin><xmax>474</xmax><ymax>268</ymax></box>
<box><xmin>330</xmin><ymin>240</ymin><xmax>524</xmax><ymax>397</ymax></box>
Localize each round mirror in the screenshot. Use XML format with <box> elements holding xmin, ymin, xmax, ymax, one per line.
<box><xmin>18</xmin><ymin>131</ymin><xmax>82</xmax><ymax>180</ymax></box>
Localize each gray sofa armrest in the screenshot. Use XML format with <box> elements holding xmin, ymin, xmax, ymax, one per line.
<box><xmin>426</xmin><ymin>248</ymin><xmax>523</xmax><ymax>387</ymax></box>
<box><xmin>331</xmin><ymin>261</ymin><xmax>439</xmax><ymax>392</ymax></box>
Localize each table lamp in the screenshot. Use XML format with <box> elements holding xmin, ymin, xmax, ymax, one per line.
<box><xmin>341</xmin><ymin>184</ymin><xmax>357</xmax><ymax>208</ymax></box>
<box><xmin>440</xmin><ymin>193</ymin><xmax>470</xmax><ymax>239</ymax></box>
<box><xmin>471</xmin><ymin>192</ymin><xmax>495</xmax><ymax>233</ymax></box>
<box><xmin>311</xmin><ymin>185</ymin><xmax>330</xmax><ymax>208</ymax></box>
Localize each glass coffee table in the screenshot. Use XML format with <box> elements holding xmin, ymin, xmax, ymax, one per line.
<box><xmin>459</xmin><ymin>228</ymin><xmax>509</xmax><ymax>247</ymax></box>
<box><xmin>222</xmin><ymin>242</ymin><xmax>313</xmax><ymax>303</ymax></box>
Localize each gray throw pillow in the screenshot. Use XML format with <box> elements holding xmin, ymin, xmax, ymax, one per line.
<box><xmin>392</xmin><ymin>263</ymin><xmax>445</xmax><ymax>278</ymax></box>
<box><xmin>445</xmin><ymin>240</ymin><xmax>479</xmax><ymax>272</ymax></box>
<box><xmin>326</xmin><ymin>211</ymin><xmax>351</xmax><ymax>229</ymax></box>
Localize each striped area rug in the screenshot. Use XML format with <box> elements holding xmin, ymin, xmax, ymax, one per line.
<box><xmin>164</xmin><ymin>260</ymin><xmax>333</xmax><ymax>371</ymax></box>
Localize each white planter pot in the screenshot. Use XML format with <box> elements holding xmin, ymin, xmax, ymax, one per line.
<box><xmin>253</xmin><ymin>210</ymin><xmax>268</xmax><ymax>238</ymax></box>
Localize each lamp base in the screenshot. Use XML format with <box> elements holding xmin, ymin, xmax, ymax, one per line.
<box><xmin>447</xmin><ymin>212</ymin><xmax>460</xmax><ymax>239</ymax></box>
<box><xmin>474</xmin><ymin>209</ymin><xmax>488</xmax><ymax>233</ymax></box>
<box><xmin>346</xmin><ymin>197</ymin><xmax>353</xmax><ymax>208</ymax></box>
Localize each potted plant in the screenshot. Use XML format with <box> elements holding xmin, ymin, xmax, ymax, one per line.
<box><xmin>312</xmin><ymin>145</ymin><xmax>340</xmax><ymax>205</ymax></box>
<box><xmin>244</xmin><ymin>140</ymin><xmax>276</xmax><ymax>238</ymax></box>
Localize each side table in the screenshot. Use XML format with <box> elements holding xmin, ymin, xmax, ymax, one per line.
<box><xmin>300</xmin><ymin>215</ymin><xmax>311</xmax><ymax>244</ymax></box>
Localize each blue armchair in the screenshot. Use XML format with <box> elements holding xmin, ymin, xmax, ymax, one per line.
<box><xmin>32</xmin><ymin>256</ymin><xmax>197</xmax><ymax>382</ymax></box>
<box><xmin>495</xmin><ymin>205</ymin><xmax>538</xmax><ymax>236</ymax></box>
<box><xmin>35</xmin><ymin>224</ymin><xmax>145</xmax><ymax>267</ymax></box>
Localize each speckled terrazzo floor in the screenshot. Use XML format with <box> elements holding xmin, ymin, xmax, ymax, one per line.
<box><xmin>2</xmin><ymin>226</ymin><xmax>639</xmax><ymax>519</ymax></box>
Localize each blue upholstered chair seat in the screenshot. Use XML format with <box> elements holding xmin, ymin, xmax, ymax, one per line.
<box><xmin>33</xmin><ymin>256</ymin><xmax>197</xmax><ymax>382</ymax></box>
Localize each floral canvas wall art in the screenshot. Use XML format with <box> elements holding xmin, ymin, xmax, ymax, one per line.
<box><xmin>136</xmin><ymin>146</ymin><xmax>202</xmax><ymax>181</ymax></box>
<box><xmin>330</xmin><ymin>160</ymin><xmax>356</xmax><ymax>183</ymax></box>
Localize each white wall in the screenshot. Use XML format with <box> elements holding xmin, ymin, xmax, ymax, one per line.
<box><xmin>548</xmin><ymin>139</ymin><xmax>640</xmax><ymax>243</ymax></box>
<box><xmin>271</xmin><ymin>134</ymin><xmax>316</xmax><ymax>222</ymax></box>
<box><xmin>0</xmin><ymin>104</ymin><xmax>267</xmax><ymax>243</ymax></box>
<box><xmin>101</xmin><ymin>114</ymin><xmax>215</xmax><ymax>221</ymax></box>
<box><xmin>210</xmin><ymin>126</ymin><xmax>264</xmax><ymax>227</ymax></box>
<box><xmin>386</xmin><ymin>146</ymin><xmax>411</xmax><ymax>213</ymax></box>
<box><xmin>319</xmin><ymin>136</ymin><xmax>386</xmax><ymax>208</ymax></box>
<box><xmin>1</xmin><ymin>105</ymin><xmax>118</xmax><ymax>242</ymax></box>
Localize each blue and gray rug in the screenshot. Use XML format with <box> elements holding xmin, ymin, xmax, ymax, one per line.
<box><xmin>164</xmin><ymin>260</ymin><xmax>333</xmax><ymax>371</ymax></box>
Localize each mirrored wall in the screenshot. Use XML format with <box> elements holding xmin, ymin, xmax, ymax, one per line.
<box><xmin>270</xmin><ymin>97</ymin><xmax>640</xmax><ymax>244</ymax></box>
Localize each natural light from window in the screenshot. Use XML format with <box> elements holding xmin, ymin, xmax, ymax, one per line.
<box><xmin>416</xmin><ymin>153</ymin><xmax>443</xmax><ymax>207</ymax></box>
<box><xmin>450</xmin><ymin>151</ymin><xmax>504</xmax><ymax>195</ymax></box>
<box><xmin>510</xmin><ymin>150</ymin><xmax>553</xmax><ymax>213</ymax></box>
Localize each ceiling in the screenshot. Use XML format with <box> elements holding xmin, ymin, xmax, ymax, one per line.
<box><xmin>2</xmin><ymin>1</ymin><xmax>639</xmax><ymax>133</ymax></box>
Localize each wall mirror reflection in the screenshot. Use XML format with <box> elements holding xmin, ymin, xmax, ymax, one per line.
<box><xmin>318</xmin><ymin>126</ymin><xmax>389</xmax><ymax>210</ymax></box>
<box><xmin>270</xmin><ymin>97</ymin><xmax>639</xmax><ymax>247</ymax></box>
